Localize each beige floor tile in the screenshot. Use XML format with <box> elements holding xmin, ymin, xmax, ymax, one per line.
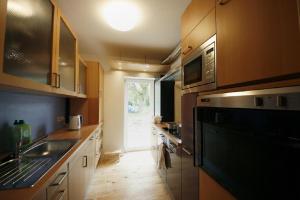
<box><xmin>86</xmin><ymin>151</ymin><xmax>172</xmax><ymax>200</ymax></box>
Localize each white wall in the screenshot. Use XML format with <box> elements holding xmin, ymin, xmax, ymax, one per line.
<box><xmin>103</xmin><ymin>70</ymin><xmax>160</xmax><ymax>154</ymax></box>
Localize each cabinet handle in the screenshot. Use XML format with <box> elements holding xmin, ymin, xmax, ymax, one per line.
<box><xmin>56</xmin><ymin>190</ymin><xmax>65</xmax><ymax>200</ymax></box>
<box><xmin>56</xmin><ymin>74</ymin><xmax>61</xmax><ymax>88</ymax></box>
<box><xmin>217</xmin><ymin>0</ymin><xmax>230</xmax><ymax>5</ymax></box>
<box><xmin>183</xmin><ymin>46</ymin><xmax>193</xmax><ymax>55</ymax></box>
<box><xmin>182</xmin><ymin>147</ymin><xmax>192</xmax><ymax>156</ymax></box>
<box><xmin>50</xmin><ymin>73</ymin><xmax>57</xmax><ymax>87</ymax></box>
<box><xmin>82</xmin><ymin>156</ymin><xmax>88</xmax><ymax>167</ymax></box>
<box><xmin>50</xmin><ymin>172</ymin><xmax>67</xmax><ymax>186</ymax></box>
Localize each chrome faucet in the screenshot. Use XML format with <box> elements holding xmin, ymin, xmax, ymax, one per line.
<box><xmin>14</xmin><ymin>134</ymin><xmax>23</xmax><ymax>159</ymax></box>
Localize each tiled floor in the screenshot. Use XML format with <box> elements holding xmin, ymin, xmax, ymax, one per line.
<box><xmin>86</xmin><ymin>151</ymin><xmax>172</xmax><ymax>200</ymax></box>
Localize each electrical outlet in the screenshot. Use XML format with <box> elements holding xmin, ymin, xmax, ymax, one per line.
<box><xmin>56</xmin><ymin>116</ymin><xmax>65</xmax><ymax>123</ymax></box>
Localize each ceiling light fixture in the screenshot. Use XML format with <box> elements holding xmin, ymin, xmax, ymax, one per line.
<box><xmin>7</xmin><ymin>0</ymin><xmax>33</xmax><ymax>18</ymax></box>
<box><xmin>102</xmin><ymin>1</ymin><xmax>140</xmax><ymax>32</ymax></box>
<box><xmin>60</xmin><ymin>61</ymin><xmax>68</xmax><ymax>66</ymax></box>
<box><xmin>144</xmin><ymin>56</ymin><xmax>150</xmax><ymax>69</ymax></box>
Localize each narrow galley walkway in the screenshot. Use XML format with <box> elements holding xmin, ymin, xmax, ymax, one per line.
<box><xmin>86</xmin><ymin>151</ymin><xmax>172</xmax><ymax>200</ymax></box>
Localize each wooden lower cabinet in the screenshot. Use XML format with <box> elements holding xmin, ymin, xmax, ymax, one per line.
<box><xmin>69</xmin><ymin>134</ymin><xmax>96</xmax><ymax>200</ymax></box>
<box><xmin>151</xmin><ymin>126</ymin><xmax>158</xmax><ymax>164</ymax></box>
<box><xmin>47</xmin><ymin>164</ymin><xmax>68</xmax><ymax>200</ymax></box>
<box><xmin>86</xmin><ymin>136</ymin><xmax>96</xmax><ymax>185</ymax></box>
<box><xmin>216</xmin><ymin>0</ymin><xmax>300</xmax><ymax>87</ymax></box>
<box><xmin>94</xmin><ymin>126</ymin><xmax>102</xmax><ymax>168</ymax></box>
<box><xmin>32</xmin><ymin>188</ymin><xmax>46</xmax><ymax>200</ymax></box>
<box><xmin>199</xmin><ymin>169</ymin><xmax>235</xmax><ymax>200</ymax></box>
<box><xmin>68</xmin><ymin>144</ymin><xmax>88</xmax><ymax>200</ymax></box>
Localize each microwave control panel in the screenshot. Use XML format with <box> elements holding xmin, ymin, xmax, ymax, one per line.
<box><xmin>204</xmin><ymin>42</ymin><xmax>215</xmax><ymax>83</ymax></box>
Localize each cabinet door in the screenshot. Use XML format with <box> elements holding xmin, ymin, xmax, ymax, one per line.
<box><xmin>181</xmin><ymin>0</ymin><xmax>215</xmax><ymax>40</ymax></box>
<box><xmin>58</xmin><ymin>17</ymin><xmax>76</xmax><ymax>91</ymax></box>
<box><xmin>2</xmin><ymin>0</ymin><xmax>54</xmax><ymax>84</ymax></box>
<box><xmin>86</xmin><ymin>137</ymin><xmax>96</xmax><ymax>184</ymax></box>
<box><xmin>79</xmin><ymin>58</ymin><xmax>87</xmax><ymax>94</ymax></box>
<box><xmin>69</xmin><ymin>151</ymin><xmax>86</xmax><ymax>200</ymax></box>
<box><xmin>182</xmin><ymin>9</ymin><xmax>216</xmax><ymax>59</ymax></box>
<box><xmin>151</xmin><ymin>126</ymin><xmax>158</xmax><ymax>164</ymax></box>
<box><xmin>217</xmin><ymin>0</ymin><xmax>300</xmax><ymax>87</ymax></box>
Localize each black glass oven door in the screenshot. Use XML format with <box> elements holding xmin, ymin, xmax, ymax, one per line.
<box><xmin>196</xmin><ymin>107</ymin><xmax>300</xmax><ymax>200</ymax></box>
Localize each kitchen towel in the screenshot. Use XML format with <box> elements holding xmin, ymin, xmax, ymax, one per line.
<box><xmin>157</xmin><ymin>143</ymin><xmax>166</xmax><ymax>169</ymax></box>
<box><xmin>165</xmin><ymin>148</ymin><xmax>172</xmax><ymax>168</ymax></box>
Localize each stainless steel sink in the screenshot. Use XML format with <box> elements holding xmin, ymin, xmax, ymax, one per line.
<box><xmin>22</xmin><ymin>139</ymin><xmax>78</xmax><ymax>158</ymax></box>
<box><xmin>0</xmin><ymin>139</ymin><xmax>78</xmax><ymax>190</ymax></box>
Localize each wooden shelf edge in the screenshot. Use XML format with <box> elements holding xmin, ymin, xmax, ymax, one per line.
<box><xmin>76</xmin><ymin>93</ymin><xmax>87</xmax><ymax>98</ymax></box>
<box><xmin>0</xmin><ymin>73</ymin><xmax>87</xmax><ymax>99</ymax></box>
<box><xmin>0</xmin><ymin>73</ymin><xmax>53</xmax><ymax>93</ymax></box>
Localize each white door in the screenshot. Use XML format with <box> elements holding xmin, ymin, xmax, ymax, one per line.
<box><xmin>124</xmin><ymin>78</ymin><xmax>154</xmax><ymax>151</ymax></box>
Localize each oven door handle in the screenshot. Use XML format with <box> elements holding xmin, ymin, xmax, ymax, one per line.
<box><xmin>182</xmin><ymin>147</ymin><xmax>192</xmax><ymax>156</ymax></box>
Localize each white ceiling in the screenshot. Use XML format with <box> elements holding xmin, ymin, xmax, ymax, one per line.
<box><xmin>57</xmin><ymin>0</ymin><xmax>191</xmax><ymax>71</ymax></box>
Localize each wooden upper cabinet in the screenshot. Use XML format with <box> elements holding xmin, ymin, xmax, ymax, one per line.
<box><xmin>182</xmin><ymin>9</ymin><xmax>216</xmax><ymax>59</ymax></box>
<box><xmin>1</xmin><ymin>0</ymin><xmax>55</xmax><ymax>85</ymax></box>
<box><xmin>79</xmin><ymin>57</ymin><xmax>87</xmax><ymax>95</ymax></box>
<box><xmin>0</xmin><ymin>0</ymin><xmax>85</xmax><ymax>98</ymax></box>
<box><xmin>216</xmin><ymin>0</ymin><xmax>300</xmax><ymax>87</ymax></box>
<box><xmin>57</xmin><ymin>12</ymin><xmax>77</xmax><ymax>92</ymax></box>
<box><xmin>99</xmin><ymin>64</ymin><xmax>104</xmax><ymax>92</ymax></box>
<box><xmin>181</xmin><ymin>0</ymin><xmax>215</xmax><ymax>40</ymax></box>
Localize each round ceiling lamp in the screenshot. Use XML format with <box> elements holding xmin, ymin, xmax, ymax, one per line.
<box><xmin>102</xmin><ymin>1</ymin><xmax>140</xmax><ymax>32</ymax></box>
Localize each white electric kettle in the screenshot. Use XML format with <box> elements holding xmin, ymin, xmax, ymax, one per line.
<box><xmin>69</xmin><ymin>115</ymin><xmax>83</xmax><ymax>130</ymax></box>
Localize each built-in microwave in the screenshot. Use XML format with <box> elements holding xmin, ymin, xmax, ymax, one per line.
<box><xmin>182</xmin><ymin>35</ymin><xmax>216</xmax><ymax>93</ymax></box>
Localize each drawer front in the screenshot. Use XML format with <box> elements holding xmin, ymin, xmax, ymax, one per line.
<box><xmin>52</xmin><ymin>189</ymin><xmax>67</xmax><ymax>200</ymax></box>
<box><xmin>47</xmin><ymin>165</ymin><xmax>68</xmax><ymax>200</ymax></box>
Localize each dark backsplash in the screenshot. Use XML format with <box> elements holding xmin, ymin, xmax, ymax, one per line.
<box><xmin>0</xmin><ymin>90</ymin><xmax>67</xmax><ymax>153</ymax></box>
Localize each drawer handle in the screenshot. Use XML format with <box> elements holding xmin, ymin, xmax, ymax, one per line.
<box><xmin>56</xmin><ymin>190</ymin><xmax>65</xmax><ymax>200</ymax></box>
<box><xmin>183</xmin><ymin>46</ymin><xmax>193</xmax><ymax>55</ymax></box>
<box><xmin>182</xmin><ymin>147</ymin><xmax>192</xmax><ymax>156</ymax></box>
<box><xmin>50</xmin><ymin>172</ymin><xmax>67</xmax><ymax>186</ymax></box>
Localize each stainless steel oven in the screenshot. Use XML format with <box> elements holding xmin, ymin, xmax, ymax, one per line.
<box><xmin>195</xmin><ymin>86</ymin><xmax>300</xmax><ymax>199</ymax></box>
<box><xmin>182</xmin><ymin>35</ymin><xmax>216</xmax><ymax>94</ymax></box>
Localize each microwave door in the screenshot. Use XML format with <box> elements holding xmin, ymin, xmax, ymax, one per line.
<box><xmin>183</xmin><ymin>55</ymin><xmax>203</xmax><ymax>89</ymax></box>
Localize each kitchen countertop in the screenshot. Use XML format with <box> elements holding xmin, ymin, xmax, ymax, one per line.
<box><xmin>153</xmin><ymin>123</ymin><xmax>182</xmax><ymax>146</ymax></box>
<box><xmin>0</xmin><ymin>125</ymin><xmax>99</xmax><ymax>200</ymax></box>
